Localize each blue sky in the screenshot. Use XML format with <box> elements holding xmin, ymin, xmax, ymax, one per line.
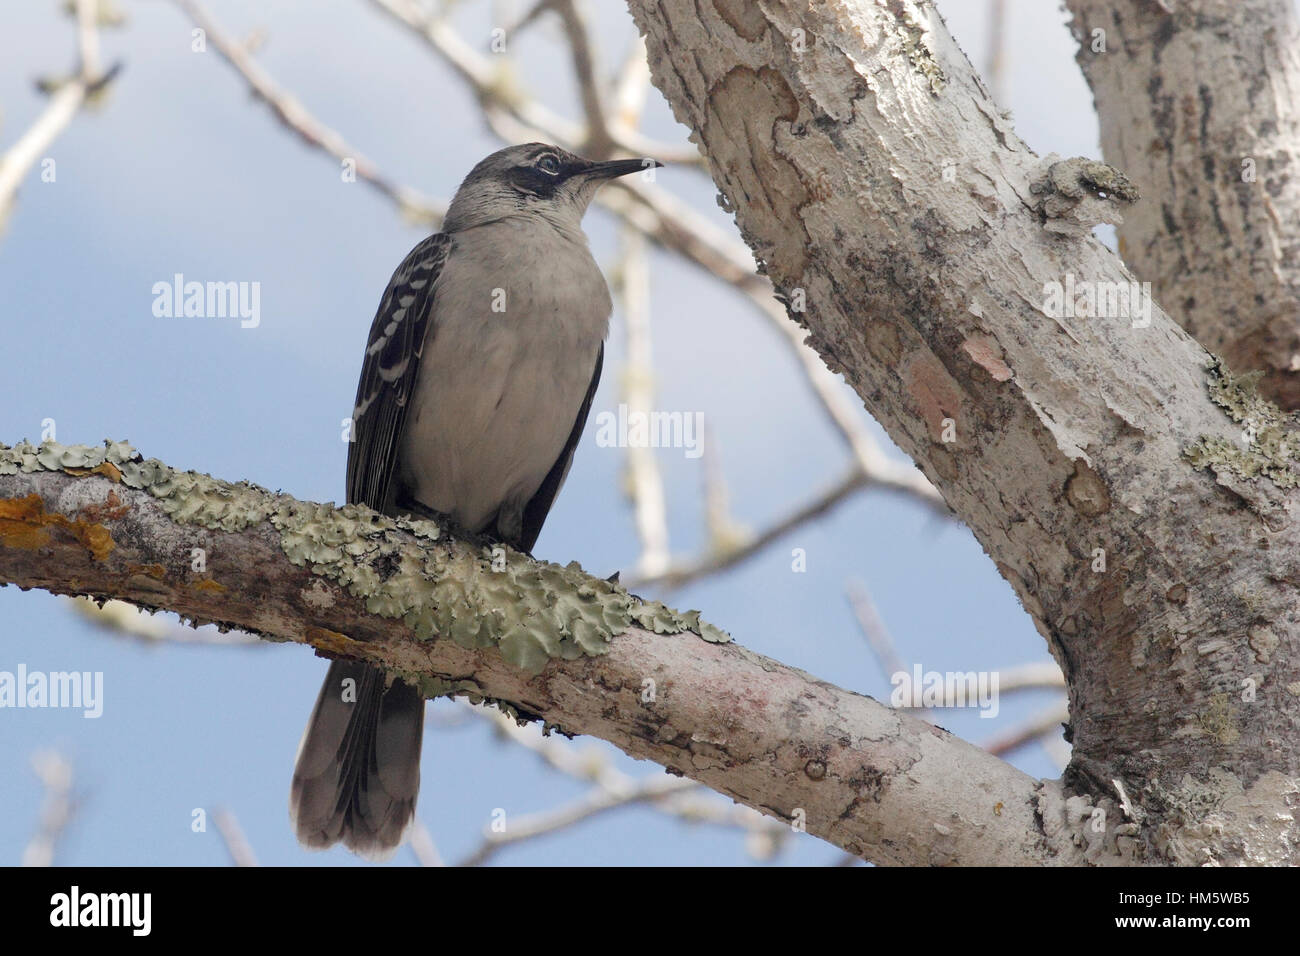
<box><xmin>1</xmin><ymin>0</ymin><xmax>1099</xmax><ymax>865</ymax></box>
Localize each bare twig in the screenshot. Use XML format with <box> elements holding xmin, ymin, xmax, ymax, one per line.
<box><xmin>408</xmin><ymin>819</ymin><xmax>445</xmax><ymax>866</ymax></box>
<box><xmin>982</xmin><ymin>701</ymin><xmax>1071</xmax><ymax>758</ymax></box>
<box><xmin>616</xmin><ymin>226</ymin><xmax>671</xmax><ymax>578</ymax></box>
<box><xmin>607</xmin><ymin>35</ymin><xmax>670</xmax><ymax>579</ymax></box>
<box><xmin>172</xmin><ymin>0</ymin><xmax>444</xmax><ymax>226</ymax></box>
<box><xmin>549</xmin><ymin>0</ymin><xmax>612</xmax><ymax>154</ymax></box>
<box><xmin>454</xmin><ymin>773</ymin><xmax>698</xmax><ymax>866</ymax></box>
<box><xmin>459</xmin><ymin>702</ymin><xmax>791</xmax><ymax>863</ymax></box>
<box><xmin>985</xmin><ymin>0</ymin><xmax>1007</xmax><ymax>105</ymax></box>
<box><xmin>700</xmin><ymin>426</ymin><xmax>749</xmax><ymax>554</ymax></box>
<box><xmin>212</xmin><ymin>807</ymin><xmax>259</xmax><ymax>866</ymax></box>
<box><xmin>996</xmin><ymin>662</ymin><xmax>1066</xmax><ymax>693</ymax></box>
<box><xmin>74</xmin><ymin>0</ymin><xmax>104</xmax><ymax>78</ymax></box>
<box><xmin>626</xmin><ymin>460</ymin><xmax>940</xmax><ymax>591</ymax></box>
<box><xmin>21</xmin><ymin>751</ymin><xmax>78</xmax><ymax>867</ymax></box>
<box><xmin>0</xmin><ymin>0</ymin><xmax>122</xmax><ymax>225</ymax></box>
<box><xmin>365</xmin><ymin>0</ymin><xmax>702</xmax><ymax>165</ymax></box>
<box><xmin>612</xmin><ymin>34</ymin><xmax>653</xmax><ymax>133</ymax></box>
<box><xmin>846</xmin><ymin>579</ymin><xmax>909</xmax><ymax>686</ymax></box>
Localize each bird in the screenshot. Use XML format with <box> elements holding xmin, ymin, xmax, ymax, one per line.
<box><xmin>289</xmin><ymin>142</ymin><xmax>657</xmax><ymax>859</ymax></box>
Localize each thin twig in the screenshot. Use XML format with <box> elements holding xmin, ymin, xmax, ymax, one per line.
<box><xmin>846</xmin><ymin>579</ymin><xmax>909</xmax><ymax>685</ymax></box>
<box><xmin>549</xmin><ymin>0</ymin><xmax>612</xmax><ymax>154</ymax></box>
<box><xmin>21</xmin><ymin>750</ymin><xmax>79</xmax><ymax>866</ymax></box>
<box><xmin>700</xmin><ymin>425</ymin><xmax>749</xmax><ymax>554</ymax></box>
<box><xmin>996</xmin><ymin>662</ymin><xmax>1066</xmax><ymax>693</ymax></box>
<box><xmin>454</xmin><ymin>773</ymin><xmax>698</xmax><ymax>866</ymax></box>
<box><xmin>616</xmin><ymin>225</ymin><xmax>671</xmax><ymax>577</ymax></box>
<box><xmin>626</xmin><ymin>470</ymin><xmax>865</xmax><ymax>590</ymax></box>
<box><xmin>981</xmin><ymin>700</ymin><xmax>1071</xmax><ymax>758</ymax></box>
<box><xmin>626</xmin><ymin>461</ymin><xmax>937</xmax><ymax>591</ymax></box>
<box><xmin>612</xmin><ymin>34</ymin><xmax>653</xmax><ymax>131</ymax></box>
<box><xmin>0</xmin><ymin>0</ymin><xmax>122</xmax><ymax>224</ymax></box>
<box><xmin>212</xmin><ymin>807</ymin><xmax>259</xmax><ymax>866</ymax></box>
<box><xmin>462</xmin><ymin>702</ymin><xmax>790</xmax><ymax>857</ymax></box>
<box><xmin>985</xmin><ymin>0</ymin><xmax>1008</xmax><ymax>105</ymax></box>
<box><xmin>408</xmin><ymin>819</ymin><xmax>445</xmax><ymax>866</ymax></box>
<box><xmin>365</xmin><ymin>0</ymin><xmax>702</xmax><ymax>165</ymax></box>
<box><xmin>172</xmin><ymin>0</ymin><xmax>444</xmax><ymax>226</ymax></box>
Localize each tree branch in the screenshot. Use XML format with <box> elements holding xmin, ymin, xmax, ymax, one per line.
<box><xmin>0</xmin><ymin>439</ymin><xmax>1055</xmax><ymax>865</ymax></box>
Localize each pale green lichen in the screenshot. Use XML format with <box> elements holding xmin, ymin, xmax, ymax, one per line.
<box><xmin>1195</xmin><ymin>693</ymin><xmax>1240</xmax><ymax>746</ymax></box>
<box><xmin>892</xmin><ymin>7</ymin><xmax>946</xmax><ymax>95</ymax></box>
<box><xmin>0</xmin><ymin>440</ymin><xmax>732</xmax><ymax>678</ymax></box>
<box><xmin>1184</xmin><ymin>357</ymin><xmax>1300</xmax><ymax>489</ymax></box>
<box><xmin>406</xmin><ymin>673</ymin><xmax>538</xmax><ymax>725</ymax></box>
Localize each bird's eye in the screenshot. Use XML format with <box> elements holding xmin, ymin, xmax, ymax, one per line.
<box><xmin>537</xmin><ymin>153</ymin><xmax>561</xmax><ymax>175</ymax></box>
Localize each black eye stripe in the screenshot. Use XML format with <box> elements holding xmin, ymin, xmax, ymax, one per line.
<box><xmin>509</xmin><ymin>167</ymin><xmax>559</xmax><ymax>197</ymax></box>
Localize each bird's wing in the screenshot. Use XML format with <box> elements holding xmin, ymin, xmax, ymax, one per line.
<box><xmin>346</xmin><ymin>232</ymin><xmax>453</xmax><ymax>510</ymax></box>
<box><xmin>516</xmin><ymin>342</ymin><xmax>604</xmax><ymax>553</ymax></box>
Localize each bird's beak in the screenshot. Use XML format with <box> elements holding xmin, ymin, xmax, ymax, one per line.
<box><xmin>583</xmin><ymin>157</ymin><xmax>663</xmax><ymax>180</ymax></box>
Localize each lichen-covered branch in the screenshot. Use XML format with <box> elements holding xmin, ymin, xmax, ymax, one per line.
<box><xmin>1</xmin><ymin>440</ymin><xmax>1055</xmax><ymax>865</ymax></box>
<box><xmin>625</xmin><ymin>0</ymin><xmax>1300</xmax><ymax>864</ymax></box>
<box><xmin>1065</xmin><ymin>0</ymin><xmax>1300</xmax><ymax>407</ymax></box>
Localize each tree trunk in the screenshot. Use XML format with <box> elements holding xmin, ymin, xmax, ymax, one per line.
<box><xmin>1066</xmin><ymin>0</ymin><xmax>1300</xmax><ymax>407</ymax></box>
<box><xmin>625</xmin><ymin>0</ymin><xmax>1300</xmax><ymax>864</ymax></box>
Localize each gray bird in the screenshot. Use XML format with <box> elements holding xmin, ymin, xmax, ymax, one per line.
<box><xmin>289</xmin><ymin>143</ymin><xmax>655</xmax><ymax>859</ymax></box>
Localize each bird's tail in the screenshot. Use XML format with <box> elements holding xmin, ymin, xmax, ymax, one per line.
<box><xmin>290</xmin><ymin>660</ymin><xmax>424</xmax><ymax>860</ymax></box>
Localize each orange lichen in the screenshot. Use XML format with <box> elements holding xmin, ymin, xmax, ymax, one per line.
<box><xmin>65</xmin><ymin>461</ymin><xmax>123</xmax><ymax>482</ymax></box>
<box><xmin>77</xmin><ymin>489</ymin><xmax>130</xmax><ymax>523</ymax></box>
<box><xmin>0</xmin><ymin>494</ymin><xmax>114</xmax><ymax>561</ymax></box>
<box><xmin>306</xmin><ymin>626</ymin><xmax>358</xmax><ymax>656</ymax></box>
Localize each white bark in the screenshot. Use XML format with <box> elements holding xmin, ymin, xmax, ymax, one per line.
<box><xmin>625</xmin><ymin>0</ymin><xmax>1300</xmax><ymax>864</ymax></box>
<box><xmin>1066</xmin><ymin>0</ymin><xmax>1300</xmax><ymax>406</ymax></box>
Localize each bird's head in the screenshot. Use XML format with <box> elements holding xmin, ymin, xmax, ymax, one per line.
<box><xmin>443</xmin><ymin>143</ymin><xmax>659</xmax><ymax>234</ymax></box>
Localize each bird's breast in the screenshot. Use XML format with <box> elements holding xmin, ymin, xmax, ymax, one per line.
<box><xmin>396</xmin><ymin>222</ymin><xmax>609</xmax><ymax>536</ymax></box>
